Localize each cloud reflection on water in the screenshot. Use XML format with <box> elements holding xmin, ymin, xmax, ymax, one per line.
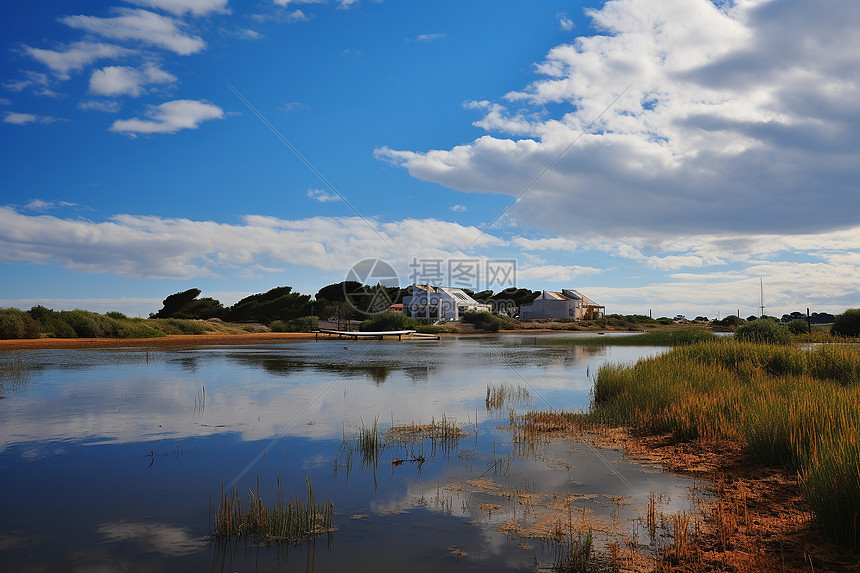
<box><xmin>0</xmin><ymin>338</ymin><xmax>659</xmax><ymax>453</ymax></box>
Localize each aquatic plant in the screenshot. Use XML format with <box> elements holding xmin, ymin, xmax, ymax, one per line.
<box><xmin>485</xmin><ymin>381</ymin><xmax>531</xmax><ymax>412</ymax></box>
<box><xmin>357</xmin><ymin>416</ymin><xmax>382</xmax><ymax>467</ymax></box>
<box><xmin>553</xmin><ymin>528</ymin><xmax>592</xmax><ymax>573</ymax></box>
<box><xmin>212</xmin><ymin>477</ymin><xmax>334</xmax><ymax>542</ymax></box>
<box><xmin>0</xmin><ymin>352</ymin><xmax>33</xmax><ymax>389</ymax></box>
<box><xmin>385</xmin><ymin>414</ymin><xmax>472</xmax><ymax>444</ymax></box>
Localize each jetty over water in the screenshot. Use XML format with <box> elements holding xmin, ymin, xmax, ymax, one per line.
<box><xmin>315</xmin><ymin>329</ymin><xmax>439</xmax><ymax>341</ymax></box>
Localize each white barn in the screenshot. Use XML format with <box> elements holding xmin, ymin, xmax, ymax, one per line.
<box><xmin>519</xmin><ymin>289</ymin><xmax>605</xmax><ymax>321</ymax></box>
<box><xmin>402</xmin><ymin>284</ymin><xmax>492</xmax><ymax>321</ymax></box>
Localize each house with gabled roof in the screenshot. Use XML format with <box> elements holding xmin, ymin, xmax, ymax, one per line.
<box><xmin>402</xmin><ymin>284</ymin><xmax>492</xmax><ymax>321</ymax></box>
<box><xmin>519</xmin><ymin>289</ymin><xmax>605</xmax><ymax>321</ymax></box>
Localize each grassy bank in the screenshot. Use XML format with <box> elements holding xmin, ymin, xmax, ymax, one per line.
<box><xmin>545</xmin><ymin>328</ymin><xmax>717</xmax><ymax>346</ymax></box>
<box><xmin>590</xmin><ymin>339</ymin><xmax>860</xmax><ymax>549</ymax></box>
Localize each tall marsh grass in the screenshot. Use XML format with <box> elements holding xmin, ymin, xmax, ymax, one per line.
<box><xmin>591</xmin><ymin>339</ymin><xmax>860</xmax><ymax>548</ymax></box>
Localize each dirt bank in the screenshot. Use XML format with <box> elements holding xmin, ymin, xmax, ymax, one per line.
<box><xmin>558</xmin><ymin>425</ymin><xmax>859</xmax><ymax>572</ymax></box>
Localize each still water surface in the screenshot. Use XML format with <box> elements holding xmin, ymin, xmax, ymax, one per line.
<box><xmin>0</xmin><ymin>334</ymin><xmax>702</xmax><ymax>571</ymax></box>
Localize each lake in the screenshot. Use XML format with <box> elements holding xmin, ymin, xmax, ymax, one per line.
<box><xmin>0</xmin><ymin>334</ymin><xmax>705</xmax><ymax>571</ymax></box>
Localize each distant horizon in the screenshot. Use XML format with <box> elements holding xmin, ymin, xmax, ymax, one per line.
<box><xmin>2</xmin><ymin>1</ymin><xmax>858</xmax><ymax>320</ymax></box>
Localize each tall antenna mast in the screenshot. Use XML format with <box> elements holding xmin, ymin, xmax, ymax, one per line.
<box><xmin>759</xmin><ymin>278</ymin><xmax>766</xmax><ymax>318</ymax></box>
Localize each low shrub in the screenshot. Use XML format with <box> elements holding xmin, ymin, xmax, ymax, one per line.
<box><xmin>146</xmin><ymin>318</ymin><xmax>207</xmax><ymax>335</ymax></box>
<box><xmin>734</xmin><ymin>318</ymin><xmax>792</xmax><ymax>344</ymax></box>
<box><xmin>787</xmin><ymin>319</ymin><xmax>810</xmax><ymax>335</ymax></box>
<box><xmin>58</xmin><ymin>309</ymin><xmax>120</xmax><ymax>338</ymax></box>
<box><xmin>29</xmin><ymin>306</ymin><xmax>76</xmax><ymax>338</ymax></box>
<box><xmin>461</xmin><ymin>311</ymin><xmax>518</xmax><ymax>332</ymax></box>
<box><xmin>270</xmin><ymin>316</ymin><xmax>319</xmax><ymax>332</ymax></box>
<box><xmin>359</xmin><ymin>311</ymin><xmax>421</xmax><ymax>332</ymax></box>
<box><xmin>116</xmin><ymin>319</ymin><xmax>166</xmax><ymax>338</ymax></box>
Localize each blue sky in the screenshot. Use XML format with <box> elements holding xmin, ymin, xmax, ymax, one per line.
<box><xmin>2</xmin><ymin>0</ymin><xmax>859</xmax><ymax>319</ymax></box>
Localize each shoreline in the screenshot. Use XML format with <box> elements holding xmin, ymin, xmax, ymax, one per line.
<box><xmin>517</xmin><ymin>417</ymin><xmax>859</xmax><ymax>572</ymax></box>
<box><xmin>0</xmin><ymin>328</ymin><xmax>640</xmax><ymax>351</ymax></box>
<box><xmin>557</xmin><ymin>425</ymin><xmax>859</xmax><ymax>572</ymax></box>
<box><xmin>0</xmin><ymin>332</ymin><xmax>319</xmax><ymax>350</ymax></box>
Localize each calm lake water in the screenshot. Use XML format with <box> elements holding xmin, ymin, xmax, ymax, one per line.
<box><xmin>0</xmin><ymin>334</ymin><xmax>704</xmax><ymax>571</ymax></box>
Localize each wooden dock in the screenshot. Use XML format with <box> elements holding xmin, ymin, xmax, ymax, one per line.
<box><xmin>315</xmin><ymin>329</ymin><xmax>416</xmax><ymax>341</ymax></box>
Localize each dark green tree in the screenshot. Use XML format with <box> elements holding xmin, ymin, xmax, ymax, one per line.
<box><xmin>153</xmin><ymin>289</ymin><xmax>226</xmax><ymax>319</ymax></box>
<box><xmin>831</xmin><ymin>309</ymin><xmax>860</xmax><ymax>338</ymax></box>
<box><xmin>0</xmin><ymin>308</ymin><xmax>41</xmax><ymax>339</ymax></box>
<box><xmin>228</xmin><ymin>286</ymin><xmax>312</xmax><ymax>324</ymax></box>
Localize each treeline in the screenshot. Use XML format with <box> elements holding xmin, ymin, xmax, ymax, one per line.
<box><xmin>149</xmin><ymin>283</ymin><xmax>542</xmax><ymax>324</ymax></box>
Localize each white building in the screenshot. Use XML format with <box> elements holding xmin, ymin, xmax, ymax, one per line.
<box><xmin>519</xmin><ymin>289</ymin><xmax>605</xmax><ymax>320</ymax></box>
<box><xmin>402</xmin><ymin>284</ymin><xmax>492</xmax><ymax>321</ymax></box>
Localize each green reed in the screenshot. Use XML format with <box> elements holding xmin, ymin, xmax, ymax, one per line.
<box><xmin>213</xmin><ymin>477</ymin><xmax>334</xmax><ymax>542</ymax></box>
<box><xmin>485</xmin><ymin>381</ymin><xmax>532</xmax><ymax>411</ymax></box>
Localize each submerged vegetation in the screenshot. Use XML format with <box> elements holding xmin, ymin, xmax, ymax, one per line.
<box><xmin>485</xmin><ymin>381</ymin><xmax>531</xmax><ymax>412</ymax></box>
<box><xmin>212</xmin><ymin>478</ymin><xmax>334</xmax><ymax>542</ymax></box>
<box><xmin>590</xmin><ymin>339</ymin><xmax>860</xmax><ymax>548</ymax></box>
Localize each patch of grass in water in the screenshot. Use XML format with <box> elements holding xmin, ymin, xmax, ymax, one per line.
<box><xmin>212</xmin><ymin>477</ymin><xmax>334</xmax><ymax>542</ymax></box>
<box><xmin>485</xmin><ymin>381</ymin><xmax>531</xmax><ymax>412</ymax></box>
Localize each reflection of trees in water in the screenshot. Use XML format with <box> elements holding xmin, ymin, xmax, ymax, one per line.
<box><xmin>225</xmin><ymin>353</ymin><xmax>437</xmax><ymax>384</ymax></box>
<box><xmin>169</xmin><ymin>356</ymin><xmax>199</xmax><ymax>373</ymax></box>
<box><xmin>475</xmin><ymin>342</ymin><xmax>607</xmax><ymax>370</ymax></box>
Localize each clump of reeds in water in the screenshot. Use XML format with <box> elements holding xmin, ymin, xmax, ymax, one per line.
<box><xmin>553</xmin><ymin>528</ymin><xmax>593</xmax><ymax>572</ymax></box>
<box><xmin>588</xmin><ymin>338</ymin><xmax>860</xmax><ymax>548</ymax></box>
<box><xmin>511</xmin><ymin>411</ymin><xmax>589</xmax><ymax>442</ymax></box>
<box><xmin>213</xmin><ymin>477</ymin><xmax>334</xmax><ymax>542</ymax></box>
<box><xmin>485</xmin><ymin>381</ymin><xmax>531</xmax><ymax>412</ymax></box>
<box><xmin>357</xmin><ymin>416</ymin><xmax>382</xmax><ymax>467</ymax></box>
<box><xmin>385</xmin><ymin>414</ymin><xmax>472</xmax><ymax>443</ymax></box>
<box><xmin>0</xmin><ymin>353</ymin><xmax>33</xmax><ymax>389</ymax></box>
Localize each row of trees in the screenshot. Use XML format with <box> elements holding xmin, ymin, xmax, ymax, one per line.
<box><xmin>150</xmin><ymin>284</ymin><xmax>543</xmax><ymax>325</ymax></box>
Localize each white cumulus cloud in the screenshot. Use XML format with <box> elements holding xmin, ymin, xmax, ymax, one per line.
<box><xmin>23</xmin><ymin>41</ymin><xmax>132</xmax><ymax>77</ymax></box>
<box><xmin>62</xmin><ymin>8</ymin><xmax>206</xmax><ymax>55</ymax></box>
<box><xmin>89</xmin><ymin>63</ymin><xmax>176</xmax><ymax>97</ymax></box>
<box><xmin>126</xmin><ymin>0</ymin><xmax>230</xmax><ymax>16</ymax></box>
<box><xmin>109</xmin><ymin>99</ymin><xmax>224</xmax><ymax>135</ymax></box>
<box><xmin>307</xmin><ymin>188</ymin><xmax>341</xmax><ymax>203</ymax></box>
<box><xmin>378</xmin><ymin>0</ymin><xmax>860</xmax><ymax>240</ymax></box>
